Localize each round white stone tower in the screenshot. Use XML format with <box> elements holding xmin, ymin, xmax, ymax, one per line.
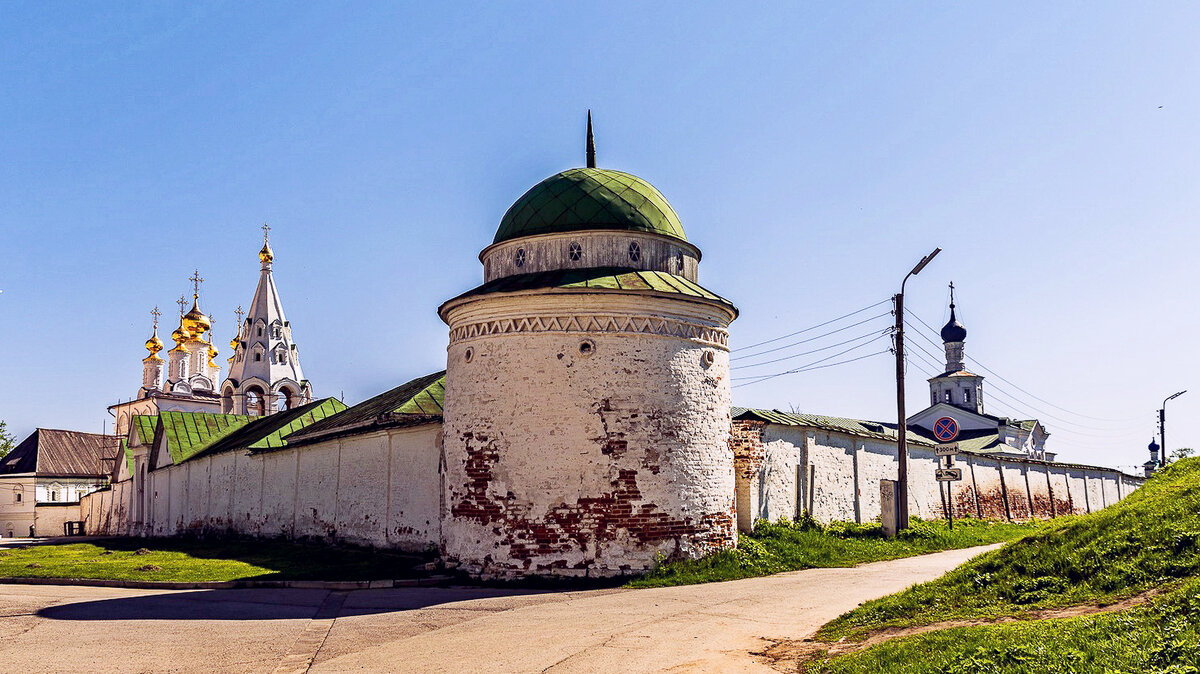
<box><xmin>439</xmin><ymin>139</ymin><xmax>739</xmax><ymax>578</ymax></box>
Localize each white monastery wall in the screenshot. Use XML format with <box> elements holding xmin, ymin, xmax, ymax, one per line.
<box><xmin>334</xmin><ymin>431</ymin><xmax>389</xmax><ymax>546</ymax></box>
<box><xmin>232</xmin><ymin>449</ymin><xmax>262</xmax><ymax>536</ymax></box>
<box><xmin>259</xmin><ymin>450</ymin><xmax>298</xmax><ymax>537</ymax></box>
<box><xmin>735</xmin><ymin>421</ymin><xmax>1143</xmax><ymax>527</ymax></box>
<box><xmin>294</xmin><ymin>441</ymin><xmax>339</xmax><ymax>539</ymax></box>
<box><xmin>386</xmin><ymin>424</ymin><xmax>442</xmax><ymax>549</ymax></box>
<box><xmin>81</xmin><ymin>425</ymin><xmax>441</xmax><ymax>552</ymax></box>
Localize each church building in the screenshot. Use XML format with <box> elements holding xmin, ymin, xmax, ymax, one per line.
<box><xmin>907</xmin><ymin>288</ymin><xmax>1051</xmax><ymax>460</ymax></box>
<box><xmin>109</xmin><ymin>228</ymin><xmax>313</xmax><ymax>438</ymax></box>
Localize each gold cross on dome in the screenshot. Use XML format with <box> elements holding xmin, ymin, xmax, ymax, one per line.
<box><xmin>176</xmin><ymin>295</ymin><xmax>188</xmax><ymax>316</ymax></box>
<box><xmin>150</xmin><ymin>306</ymin><xmax>162</xmax><ymax>331</ymax></box>
<box><xmin>262</xmin><ymin>221</ymin><xmax>271</xmax><ymax>243</ymax></box>
<box><xmin>189</xmin><ymin>269</ymin><xmax>204</xmax><ymax>299</ymax></box>
<box><xmin>235</xmin><ymin>305</ymin><xmax>245</xmax><ymax>325</ymax></box>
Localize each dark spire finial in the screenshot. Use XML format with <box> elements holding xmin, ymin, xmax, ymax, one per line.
<box><xmin>940</xmin><ymin>281</ymin><xmax>967</xmax><ymax>343</ymax></box>
<box><xmin>586</xmin><ymin>110</ymin><xmax>596</xmax><ymax>169</ymax></box>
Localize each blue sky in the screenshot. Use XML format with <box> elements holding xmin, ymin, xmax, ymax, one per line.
<box><xmin>2</xmin><ymin>2</ymin><xmax>1196</xmax><ymax>471</ymax></box>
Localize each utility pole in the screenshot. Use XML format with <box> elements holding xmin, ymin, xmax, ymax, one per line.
<box><xmin>894</xmin><ymin>247</ymin><xmax>941</xmax><ymax>530</ymax></box>
<box><xmin>1161</xmin><ymin>390</ymin><xmax>1187</xmax><ymax>466</ymax></box>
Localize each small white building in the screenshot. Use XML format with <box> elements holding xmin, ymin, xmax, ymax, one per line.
<box><xmin>0</xmin><ymin>429</ymin><xmax>117</xmax><ymax>537</ymax></box>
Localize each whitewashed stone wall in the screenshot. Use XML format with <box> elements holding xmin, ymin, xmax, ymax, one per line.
<box><xmin>735</xmin><ymin>421</ymin><xmax>1142</xmax><ymax>527</ymax></box>
<box><xmin>82</xmin><ymin>424</ymin><xmax>442</xmax><ymax>551</ymax></box>
<box><xmin>441</xmin><ymin>292</ymin><xmax>737</xmax><ymax>578</ymax></box>
<box><xmin>481</xmin><ymin>231</ymin><xmax>701</xmax><ymax>282</ymax></box>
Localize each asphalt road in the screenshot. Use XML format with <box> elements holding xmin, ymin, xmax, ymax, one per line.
<box><xmin>0</xmin><ymin>545</ymin><xmax>998</xmax><ymax>673</ymax></box>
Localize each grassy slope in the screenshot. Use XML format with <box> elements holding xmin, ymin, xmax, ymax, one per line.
<box><xmin>809</xmin><ymin>579</ymin><xmax>1200</xmax><ymax>674</ymax></box>
<box><xmin>628</xmin><ymin>517</ymin><xmax>1040</xmax><ymax>589</ymax></box>
<box><xmin>820</xmin><ymin>459</ymin><xmax>1200</xmax><ymax>641</ymax></box>
<box><xmin>0</xmin><ymin>537</ymin><xmax>427</xmax><ymax>582</ymax></box>
<box><xmin>806</xmin><ymin>459</ymin><xmax>1200</xmax><ymax>672</ymax></box>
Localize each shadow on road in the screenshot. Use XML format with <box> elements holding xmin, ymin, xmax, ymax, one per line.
<box><xmin>37</xmin><ymin>586</ymin><xmax>558</xmax><ymax>621</ymax></box>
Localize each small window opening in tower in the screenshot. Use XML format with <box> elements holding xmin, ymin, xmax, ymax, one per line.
<box><xmin>514</xmin><ymin>248</ymin><xmax>526</xmax><ymax>267</ymax></box>
<box><xmin>965</xmin><ymin>390</ymin><xmax>972</xmax><ymax>403</ymax></box>
<box><xmin>257</xmin><ymin>326</ymin><xmax>263</xmax><ymax>337</ymax></box>
<box><xmin>945</xmin><ymin>391</ymin><xmax>952</xmax><ymax>403</ymax></box>
<box><xmin>628</xmin><ymin>241</ymin><xmax>641</xmax><ymax>262</ymax></box>
<box><xmin>568</xmin><ymin>242</ymin><xmax>582</xmax><ymax>261</ymax></box>
<box><xmin>254</xmin><ymin>352</ymin><xmax>262</xmax><ymax>362</ymax></box>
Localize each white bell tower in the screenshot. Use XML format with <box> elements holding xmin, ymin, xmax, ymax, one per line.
<box><xmin>221</xmin><ymin>224</ymin><xmax>313</xmax><ymax>415</ymax></box>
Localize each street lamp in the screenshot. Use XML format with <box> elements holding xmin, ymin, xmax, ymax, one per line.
<box><xmin>1160</xmin><ymin>390</ymin><xmax>1187</xmax><ymax>465</ymax></box>
<box><xmin>894</xmin><ymin>247</ymin><xmax>941</xmax><ymax>530</ymax></box>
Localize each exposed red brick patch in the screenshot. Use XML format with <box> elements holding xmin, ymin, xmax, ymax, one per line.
<box><xmin>449</xmin><ymin>431</ymin><xmax>735</xmax><ymax>575</ymax></box>
<box><xmin>731</xmin><ymin>420</ymin><xmax>766</xmax><ymax>480</ymax></box>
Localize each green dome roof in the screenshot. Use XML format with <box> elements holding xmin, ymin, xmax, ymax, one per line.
<box><xmin>494</xmin><ymin>168</ymin><xmax>687</xmax><ymax>245</ymax></box>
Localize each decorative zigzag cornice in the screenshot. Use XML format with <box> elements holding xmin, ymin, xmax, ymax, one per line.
<box><xmin>449</xmin><ymin>313</ymin><xmax>729</xmax><ymax>349</ymax></box>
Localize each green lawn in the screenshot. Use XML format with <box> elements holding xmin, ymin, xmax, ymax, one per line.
<box><xmin>0</xmin><ymin>537</ymin><xmax>429</xmax><ymax>583</ymax></box>
<box><xmin>627</xmin><ymin>517</ymin><xmax>1042</xmax><ymax>589</ymax></box>
<box><xmin>803</xmin><ymin>458</ymin><xmax>1200</xmax><ymax>672</ymax></box>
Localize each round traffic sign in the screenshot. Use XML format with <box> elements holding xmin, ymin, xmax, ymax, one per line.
<box><xmin>933</xmin><ymin>416</ymin><xmax>959</xmax><ymax>443</ymax></box>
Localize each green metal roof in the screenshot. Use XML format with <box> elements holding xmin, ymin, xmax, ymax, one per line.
<box><xmin>131</xmin><ymin>415</ymin><xmax>158</xmax><ymax>446</ymax></box>
<box><xmin>288</xmin><ymin>371</ymin><xmax>446</xmax><ymax>443</ymax></box>
<box><xmin>734</xmin><ymin>408</ymin><xmax>935</xmax><ymax>447</ymax></box>
<box><xmin>494</xmin><ymin>168</ymin><xmax>687</xmax><ymax>244</ymax></box>
<box><xmin>189</xmin><ymin>398</ymin><xmax>348</xmax><ymax>459</ymax></box>
<box><xmin>446</xmin><ymin>267</ymin><xmax>734</xmax><ymax>309</ymax></box>
<box><xmin>122</xmin><ymin>438</ymin><xmax>133</xmax><ymax>477</ymax></box>
<box><xmin>158</xmin><ymin>411</ymin><xmax>255</xmax><ymax>464</ymax></box>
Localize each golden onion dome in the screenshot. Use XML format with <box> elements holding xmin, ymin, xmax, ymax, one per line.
<box><xmin>229</xmin><ymin>336</ymin><xmax>240</xmax><ymax>351</ymax></box>
<box><xmin>207</xmin><ymin>344</ymin><xmax>219</xmax><ymax>368</ymax></box>
<box><xmin>181</xmin><ymin>299</ymin><xmax>211</xmax><ymax>337</ymax></box>
<box><xmin>144</xmin><ymin>333</ymin><xmax>164</xmax><ymax>359</ymax></box>
<box><xmin>259</xmin><ymin>240</ymin><xmax>274</xmax><ymax>264</ymax></box>
<box><xmin>171</xmin><ymin>324</ymin><xmax>188</xmax><ymax>344</ymax></box>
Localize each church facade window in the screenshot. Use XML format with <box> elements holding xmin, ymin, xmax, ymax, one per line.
<box><xmin>568</xmin><ymin>242</ymin><xmax>582</xmax><ymax>261</ymax></box>
<box><xmin>628</xmin><ymin>241</ymin><xmax>641</xmax><ymax>262</ymax></box>
<box><xmin>514</xmin><ymin>248</ymin><xmax>526</xmax><ymax>267</ymax></box>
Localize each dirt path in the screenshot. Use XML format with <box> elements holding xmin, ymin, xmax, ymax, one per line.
<box><xmin>0</xmin><ymin>544</ymin><xmax>1001</xmax><ymax>673</ymax></box>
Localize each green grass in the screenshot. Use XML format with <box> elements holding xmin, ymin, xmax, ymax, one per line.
<box><xmin>818</xmin><ymin>458</ymin><xmax>1200</xmax><ymax>642</ymax></box>
<box><xmin>0</xmin><ymin>537</ymin><xmax>430</xmax><ymax>583</ymax></box>
<box><xmin>627</xmin><ymin>516</ymin><xmax>1041</xmax><ymax>589</ymax></box>
<box><xmin>806</xmin><ymin>578</ymin><xmax>1200</xmax><ymax>673</ymax></box>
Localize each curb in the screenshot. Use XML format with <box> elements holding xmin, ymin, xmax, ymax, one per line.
<box><xmin>0</xmin><ymin>575</ymin><xmax>456</xmax><ymax>591</ymax></box>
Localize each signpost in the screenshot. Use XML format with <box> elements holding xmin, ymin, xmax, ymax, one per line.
<box><xmin>932</xmin><ymin>416</ymin><xmax>960</xmax><ymax>530</ymax></box>
<box><xmin>935</xmin><ymin>442</ymin><xmax>958</xmax><ymax>456</ymax></box>
<box><xmin>935</xmin><ymin>468</ymin><xmax>963</xmax><ymax>481</ymax></box>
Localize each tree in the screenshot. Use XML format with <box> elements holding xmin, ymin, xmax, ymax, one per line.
<box><xmin>1170</xmin><ymin>447</ymin><xmax>1195</xmax><ymax>461</ymax></box>
<box><xmin>0</xmin><ymin>420</ymin><xmax>14</xmax><ymax>460</ymax></box>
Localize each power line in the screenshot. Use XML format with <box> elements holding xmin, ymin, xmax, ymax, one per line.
<box><xmin>732</xmin><ymin>334</ymin><xmax>891</xmax><ymax>387</ymax></box>
<box><xmin>732</xmin><ymin>328</ymin><xmax>891</xmax><ymax>369</ymax></box>
<box><xmin>733</xmin><ymin>298</ymin><xmax>891</xmax><ymax>352</ymax></box>
<box><xmin>731</xmin><ymin>312</ymin><xmax>891</xmax><ymax>361</ymax></box>
<box><xmin>907</xmin><ymin>311</ymin><xmax>1141</xmax><ymax>424</ymax></box>
<box><xmin>903</xmin><ymin>320</ymin><xmax>1142</xmax><ymax>440</ymax></box>
<box><xmin>733</xmin><ymin>349</ymin><xmax>891</xmax><ymax>388</ymax></box>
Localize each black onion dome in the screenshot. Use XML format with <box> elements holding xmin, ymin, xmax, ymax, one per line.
<box><xmin>940</xmin><ymin>306</ymin><xmax>967</xmax><ymax>343</ymax></box>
